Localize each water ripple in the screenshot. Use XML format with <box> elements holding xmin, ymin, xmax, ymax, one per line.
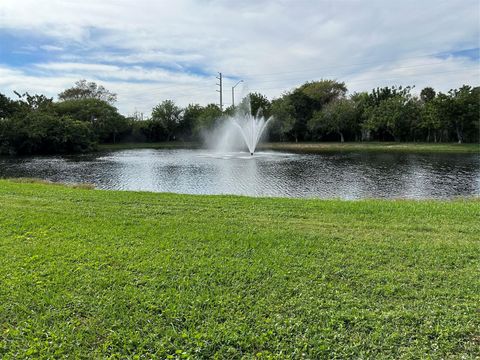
<box><xmin>0</xmin><ymin>149</ymin><xmax>479</xmax><ymax>199</ymax></box>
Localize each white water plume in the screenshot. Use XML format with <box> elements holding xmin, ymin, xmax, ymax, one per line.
<box><xmin>231</xmin><ymin>113</ymin><xmax>272</xmax><ymax>155</ymax></box>
<box><xmin>210</xmin><ymin>98</ymin><xmax>272</xmax><ymax>155</ymax></box>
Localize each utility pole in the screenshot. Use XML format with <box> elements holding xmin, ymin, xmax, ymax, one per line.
<box><xmin>216</xmin><ymin>72</ymin><xmax>223</xmax><ymax>111</ymax></box>
<box><xmin>232</xmin><ymin>79</ymin><xmax>243</xmax><ymax>107</ymax></box>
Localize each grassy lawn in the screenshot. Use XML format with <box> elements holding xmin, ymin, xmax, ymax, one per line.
<box><xmin>0</xmin><ymin>180</ymin><xmax>479</xmax><ymax>358</ymax></box>
<box><xmin>259</xmin><ymin>142</ymin><xmax>480</xmax><ymax>154</ymax></box>
<box><xmin>98</xmin><ymin>141</ymin><xmax>479</xmax><ymax>154</ymax></box>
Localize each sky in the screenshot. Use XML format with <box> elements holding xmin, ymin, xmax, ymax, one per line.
<box><xmin>0</xmin><ymin>0</ymin><xmax>479</xmax><ymax>116</ymax></box>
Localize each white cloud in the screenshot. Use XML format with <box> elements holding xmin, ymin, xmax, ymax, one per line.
<box><xmin>39</xmin><ymin>45</ymin><xmax>64</xmax><ymax>52</ymax></box>
<box><xmin>0</xmin><ymin>0</ymin><xmax>478</xmax><ymax>114</ymax></box>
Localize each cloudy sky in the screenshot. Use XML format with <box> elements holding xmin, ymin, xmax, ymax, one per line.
<box><xmin>0</xmin><ymin>0</ymin><xmax>479</xmax><ymax>115</ymax></box>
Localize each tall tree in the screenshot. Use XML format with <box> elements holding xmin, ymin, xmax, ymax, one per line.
<box><xmin>420</xmin><ymin>87</ymin><xmax>436</xmax><ymax>103</ymax></box>
<box><xmin>308</xmin><ymin>99</ymin><xmax>357</xmax><ymax>142</ymax></box>
<box><xmin>364</xmin><ymin>94</ymin><xmax>420</xmax><ymax>142</ymax></box>
<box><xmin>420</xmin><ymin>101</ymin><xmax>442</xmax><ymax>142</ymax></box>
<box><xmin>367</xmin><ymin>86</ymin><xmax>412</xmax><ymax>107</ymax></box>
<box><xmin>418</xmin><ymin>87</ymin><xmax>439</xmax><ymax>142</ymax></box>
<box><xmin>0</xmin><ymin>93</ymin><xmax>19</xmax><ymax>119</ymax></box>
<box><xmin>364</xmin><ymin>86</ymin><xmax>417</xmax><ymax>141</ymax></box>
<box><xmin>269</xmin><ymin>97</ymin><xmax>295</xmax><ymax>141</ymax></box>
<box><xmin>299</xmin><ymin>80</ymin><xmax>347</xmax><ymax>106</ymax></box>
<box><xmin>180</xmin><ymin>104</ymin><xmax>204</xmax><ymax>140</ymax></box>
<box><xmin>193</xmin><ymin>104</ymin><xmax>223</xmax><ymax>138</ymax></box>
<box><xmin>248</xmin><ymin>92</ymin><xmax>271</xmax><ymax>118</ymax></box>
<box><xmin>58</xmin><ymin>80</ymin><xmax>117</xmax><ymax>104</ymax></box>
<box><xmin>151</xmin><ymin>100</ymin><xmax>183</xmax><ymax>141</ymax></box>
<box><xmin>350</xmin><ymin>92</ymin><xmax>370</xmax><ymax>140</ymax></box>
<box><xmin>54</xmin><ymin>98</ymin><xmax>128</xmax><ymax>143</ymax></box>
<box><xmin>447</xmin><ymin>85</ymin><xmax>480</xmax><ymax>143</ymax></box>
<box><xmin>287</xmin><ymin>80</ymin><xmax>348</xmax><ymax>141</ymax></box>
<box><xmin>13</xmin><ymin>92</ymin><xmax>54</xmax><ymax>113</ymax></box>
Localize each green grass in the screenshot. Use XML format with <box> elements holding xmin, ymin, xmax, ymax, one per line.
<box><xmin>98</xmin><ymin>141</ymin><xmax>479</xmax><ymax>154</ymax></box>
<box><xmin>0</xmin><ymin>180</ymin><xmax>479</xmax><ymax>358</ymax></box>
<box><xmin>259</xmin><ymin>142</ymin><xmax>480</xmax><ymax>154</ymax></box>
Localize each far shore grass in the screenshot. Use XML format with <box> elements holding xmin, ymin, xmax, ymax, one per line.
<box><xmin>260</xmin><ymin>141</ymin><xmax>480</xmax><ymax>154</ymax></box>
<box><xmin>0</xmin><ymin>179</ymin><xmax>479</xmax><ymax>358</ymax></box>
<box><xmin>99</xmin><ymin>141</ymin><xmax>479</xmax><ymax>154</ymax></box>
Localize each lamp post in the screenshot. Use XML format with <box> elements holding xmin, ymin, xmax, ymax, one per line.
<box><xmin>231</xmin><ymin>80</ymin><xmax>243</xmax><ymax>107</ymax></box>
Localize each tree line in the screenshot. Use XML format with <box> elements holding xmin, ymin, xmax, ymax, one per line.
<box><xmin>0</xmin><ymin>79</ymin><xmax>478</xmax><ymax>154</ymax></box>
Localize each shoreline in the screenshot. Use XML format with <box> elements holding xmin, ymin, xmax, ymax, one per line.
<box><xmin>4</xmin><ymin>178</ymin><xmax>479</xmax><ymax>201</ymax></box>
<box><xmin>98</xmin><ymin>141</ymin><xmax>480</xmax><ymax>154</ymax></box>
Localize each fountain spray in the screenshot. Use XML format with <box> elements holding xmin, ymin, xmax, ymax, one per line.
<box><xmin>232</xmin><ymin>113</ymin><xmax>272</xmax><ymax>155</ymax></box>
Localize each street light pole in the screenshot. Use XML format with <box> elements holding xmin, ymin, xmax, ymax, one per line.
<box><xmin>232</xmin><ymin>80</ymin><xmax>243</xmax><ymax>107</ymax></box>
<box><xmin>216</xmin><ymin>72</ymin><xmax>223</xmax><ymax>111</ymax></box>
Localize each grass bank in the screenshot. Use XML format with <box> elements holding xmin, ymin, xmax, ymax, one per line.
<box><xmin>0</xmin><ymin>180</ymin><xmax>479</xmax><ymax>358</ymax></box>
<box><xmin>259</xmin><ymin>142</ymin><xmax>480</xmax><ymax>154</ymax></box>
<box><xmin>99</xmin><ymin>141</ymin><xmax>479</xmax><ymax>154</ymax></box>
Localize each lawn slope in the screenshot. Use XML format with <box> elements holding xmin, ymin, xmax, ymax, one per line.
<box><xmin>0</xmin><ymin>180</ymin><xmax>478</xmax><ymax>358</ymax></box>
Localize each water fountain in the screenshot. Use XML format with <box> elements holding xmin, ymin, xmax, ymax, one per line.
<box><xmin>213</xmin><ymin>99</ymin><xmax>272</xmax><ymax>155</ymax></box>
<box><xmin>231</xmin><ymin>112</ymin><xmax>272</xmax><ymax>155</ymax></box>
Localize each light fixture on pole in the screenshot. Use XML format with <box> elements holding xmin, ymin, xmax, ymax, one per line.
<box><xmin>231</xmin><ymin>80</ymin><xmax>243</xmax><ymax>107</ymax></box>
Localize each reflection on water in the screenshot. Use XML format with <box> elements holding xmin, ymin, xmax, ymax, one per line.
<box><xmin>0</xmin><ymin>149</ymin><xmax>479</xmax><ymax>199</ymax></box>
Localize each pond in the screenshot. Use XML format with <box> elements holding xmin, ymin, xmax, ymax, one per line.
<box><xmin>0</xmin><ymin>149</ymin><xmax>479</xmax><ymax>199</ymax></box>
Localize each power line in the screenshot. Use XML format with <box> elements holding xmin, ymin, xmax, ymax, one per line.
<box><xmin>127</xmin><ymin>62</ymin><xmax>478</xmax><ymax>101</ymax></box>
<box><xmin>245</xmin><ymin>67</ymin><xmax>478</xmax><ymax>93</ymax></box>
<box><xmin>241</xmin><ymin>62</ymin><xmax>478</xmax><ymax>86</ymax></box>
<box><xmin>120</xmin><ymin>62</ymin><xmax>478</xmax><ymax>107</ymax></box>
<box><xmin>239</xmin><ymin>47</ymin><xmax>479</xmax><ymax>79</ymax></box>
<box><xmin>124</xmin><ymin>53</ymin><xmax>479</xmax><ymax>97</ymax></box>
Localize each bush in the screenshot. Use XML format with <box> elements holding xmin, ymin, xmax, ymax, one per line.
<box><xmin>0</xmin><ymin>113</ymin><xmax>96</xmax><ymax>155</ymax></box>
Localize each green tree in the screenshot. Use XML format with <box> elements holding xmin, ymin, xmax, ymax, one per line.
<box><xmin>139</xmin><ymin>120</ymin><xmax>166</xmax><ymax>142</ymax></box>
<box><xmin>350</xmin><ymin>92</ymin><xmax>370</xmax><ymax>140</ymax></box>
<box><xmin>54</xmin><ymin>98</ymin><xmax>128</xmax><ymax>143</ymax></box>
<box><xmin>13</xmin><ymin>91</ymin><xmax>54</xmax><ymax>113</ymax></box>
<box><xmin>0</xmin><ymin>93</ymin><xmax>20</xmax><ymax>119</ymax></box>
<box><xmin>223</xmin><ymin>105</ymin><xmax>236</xmax><ymax>117</ymax></box>
<box><xmin>449</xmin><ymin>85</ymin><xmax>480</xmax><ymax>143</ymax></box>
<box><xmin>447</xmin><ymin>85</ymin><xmax>480</xmax><ymax>143</ymax></box>
<box><xmin>420</xmin><ymin>101</ymin><xmax>442</xmax><ymax>142</ymax></box>
<box><xmin>0</xmin><ymin>112</ymin><xmax>94</xmax><ymax>155</ymax></box>
<box><xmin>420</xmin><ymin>87</ymin><xmax>436</xmax><ymax>103</ymax></box>
<box><xmin>248</xmin><ymin>92</ymin><xmax>271</xmax><ymax>118</ymax></box>
<box><xmin>151</xmin><ymin>100</ymin><xmax>183</xmax><ymax>141</ymax></box>
<box><xmin>308</xmin><ymin>99</ymin><xmax>357</xmax><ymax>142</ymax></box>
<box><xmin>364</xmin><ymin>86</ymin><xmax>419</xmax><ymax>141</ymax></box>
<box><xmin>180</xmin><ymin>104</ymin><xmax>204</xmax><ymax>140</ymax></box>
<box><xmin>364</xmin><ymin>94</ymin><xmax>420</xmax><ymax>142</ymax></box>
<box><xmin>58</xmin><ymin>80</ymin><xmax>117</xmax><ymax>104</ymax></box>
<box><xmin>299</xmin><ymin>80</ymin><xmax>347</xmax><ymax>106</ymax></box>
<box><xmin>285</xmin><ymin>80</ymin><xmax>348</xmax><ymax>141</ymax></box>
<box><xmin>285</xmin><ymin>90</ymin><xmax>313</xmax><ymax>141</ymax></box>
<box><xmin>418</xmin><ymin>87</ymin><xmax>439</xmax><ymax>142</ymax></box>
<box><xmin>367</xmin><ymin>86</ymin><xmax>412</xmax><ymax>107</ymax></box>
<box><xmin>269</xmin><ymin>97</ymin><xmax>295</xmax><ymax>141</ymax></box>
<box><xmin>193</xmin><ymin>104</ymin><xmax>223</xmax><ymax>138</ymax></box>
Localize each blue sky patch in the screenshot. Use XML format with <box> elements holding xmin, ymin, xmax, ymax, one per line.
<box><xmin>0</xmin><ymin>29</ymin><xmax>212</xmax><ymax>80</ymax></box>
<box><xmin>0</xmin><ymin>31</ymin><xmax>59</xmax><ymax>67</ymax></box>
<box><xmin>435</xmin><ymin>47</ymin><xmax>480</xmax><ymax>61</ymax></box>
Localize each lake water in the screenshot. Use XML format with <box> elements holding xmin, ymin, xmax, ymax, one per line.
<box><xmin>0</xmin><ymin>149</ymin><xmax>479</xmax><ymax>199</ymax></box>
